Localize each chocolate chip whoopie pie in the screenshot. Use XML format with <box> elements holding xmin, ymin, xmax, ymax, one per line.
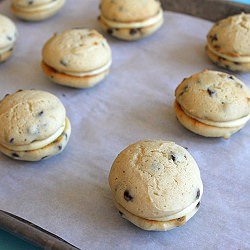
<box><xmin>109</xmin><ymin>140</ymin><xmax>203</xmax><ymax>231</ymax></box>
<box><xmin>41</xmin><ymin>28</ymin><xmax>112</xmax><ymax>88</ymax></box>
<box><xmin>98</xmin><ymin>0</ymin><xmax>164</xmax><ymax>41</ymax></box>
<box><xmin>0</xmin><ymin>89</ymin><xmax>71</xmax><ymax>161</ymax></box>
<box><xmin>206</xmin><ymin>13</ymin><xmax>250</xmax><ymax>72</ymax></box>
<box><xmin>174</xmin><ymin>70</ymin><xmax>250</xmax><ymax>138</ymax></box>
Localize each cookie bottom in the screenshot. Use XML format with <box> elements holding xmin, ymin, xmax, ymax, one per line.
<box><xmin>205</xmin><ymin>45</ymin><xmax>250</xmax><ymax>72</ymax></box>
<box><xmin>174</xmin><ymin>101</ymin><xmax>244</xmax><ymax>138</ymax></box>
<box><xmin>0</xmin><ymin>117</ymin><xmax>71</xmax><ymax>161</ymax></box>
<box><xmin>98</xmin><ymin>16</ymin><xmax>163</xmax><ymax>41</ymax></box>
<box><xmin>114</xmin><ymin>200</ymin><xmax>200</xmax><ymax>231</ymax></box>
<box><xmin>0</xmin><ymin>47</ymin><xmax>14</xmax><ymax>63</ymax></box>
<box><xmin>41</xmin><ymin>61</ymin><xmax>109</xmax><ymax>88</ymax></box>
<box><xmin>11</xmin><ymin>0</ymin><xmax>65</xmax><ymax>21</ymax></box>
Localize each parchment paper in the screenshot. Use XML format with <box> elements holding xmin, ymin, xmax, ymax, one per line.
<box><xmin>0</xmin><ymin>1</ymin><xmax>249</xmax><ymax>249</ymax></box>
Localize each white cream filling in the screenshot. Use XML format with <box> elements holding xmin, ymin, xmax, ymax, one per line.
<box><xmin>61</xmin><ymin>59</ymin><xmax>112</xmax><ymax>77</ymax></box>
<box><xmin>195</xmin><ymin>113</ymin><xmax>250</xmax><ymax>128</ymax></box>
<box><xmin>101</xmin><ymin>9</ymin><xmax>163</xmax><ymax>29</ymax></box>
<box><xmin>183</xmin><ymin>106</ymin><xmax>250</xmax><ymax>128</ymax></box>
<box><xmin>13</xmin><ymin>0</ymin><xmax>64</xmax><ymax>12</ymax></box>
<box><xmin>3</xmin><ymin>121</ymin><xmax>66</xmax><ymax>151</ymax></box>
<box><xmin>207</xmin><ymin>43</ymin><xmax>250</xmax><ymax>63</ymax></box>
<box><xmin>115</xmin><ymin>200</ymin><xmax>199</xmax><ymax>231</ymax></box>
<box><xmin>0</xmin><ymin>44</ymin><xmax>14</xmax><ymax>54</ymax></box>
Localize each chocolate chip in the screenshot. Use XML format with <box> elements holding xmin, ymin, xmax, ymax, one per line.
<box><xmin>6</xmin><ymin>36</ymin><xmax>12</xmax><ymax>41</ymax></box>
<box><xmin>179</xmin><ymin>85</ymin><xmax>189</xmax><ymax>97</ymax></box>
<box><xmin>214</xmin><ymin>45</ymin><xmax>221</xmax><ymax>49</ymax></box>
<box><xmin>229</xmin><ymin>76</ymin><xmax>234</xmax><ymax>80</ymax></box>
<box><xmin>196</xmin><ymin>189</ymin><xmax>200</xmax><ymax>199</ymax></box>
<box><xmin>169</xmin><ymin>153</ymin><xmax>176</xmax><ymax>162</ymax></box>
<box><xmin>236</xmin><ymin>82</ymin><xmax>243</xmax><ymax>88</ymax></box>
<box><xmin>218</xmin><ymin>56</ymin><xmax>225</xmax><ymax>61</ymax></box>
<box><xmin>12</xmin><ymin>153</ymin><xmax>19</xmax><ymax>158</ymax></box>
<box><xmin>177</xmin><ymin>216</ymin><xmax>185</xmax><ymax>222</ymax></box>
<box><xmin>38</xmin><ymin>111</ymin><xmax>44</xmax><ymax>116</ymax></box>
<box><xmin>233</xmin><ymin>61</ymin><xmax>241</xmax><ymax>65</ymax></box>
<box><xmin>9</xmin><ymin>138</ymin><xmax>14</xmax><ymax>144</ymax></box>
<box><xmin>60</xmin><ymin>59</ymin><xmax>68</xmax><ymax>67</ymax></box>
<box><xmin>58</xmin><ymin>145</ymin><xmax>62</xmax><ymax>151</ymax></box>
<box><xmin>63</xmin><ymin>132</ymin><xmax>67</xmax><ymax>140</ymax></box>
<box><xmin>41</xmin><ymin>155</ymin><xmax>49</xmax><ymax>160</ymax></box>
<box><xmin>124</xmin><ymin>190</ymin><xmax>133</xmax><ymax>202</ymax></box>
<box><xmin>107</xmin><ymin>28</ymin><xmax>113</xmax><ymax>35</ymax></box>
<box><xmin>207</xmin><ymin>88</ymin><xmax>216</xmax><ymax>97</ymax></box>
<box><xmin>129</xmin><ymin>28</ymin><xmax>138</xmax><ymax>35</ymax></box>
<box><xmin>196</xmin><ymin>201</ymin><xmax>201</xmax><ymax>209</ymax></box>
<box><xmin>210</xmin><ymin>34</ymin><xmax>218</xmax><ymax>42</ymax></box>
<box><xmin>118</xmin><ymin>211</ymin><xmax>123</xmax><ymax>216</ymax></box>
<box><xmin>28</xmin><ymin>0</ymin><xmax>33</xmax><ymax>4</ymax></box>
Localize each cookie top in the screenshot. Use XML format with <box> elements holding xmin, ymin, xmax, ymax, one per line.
<box><xmin>100</xmin><ymin>0</ymin><xmax>162</xmax><ymax>22</ymax></box>
<box><xmin>207</xmin><ymin>13</ymin><xmax>250</xmax><ymax>60</ymax></box>
<box><xmin>0</xmin><ymin>14</ymin><xmax>17</xmax><ymax>49</ymax></box>
<box><xmin>175</xmin><ymin>70</ymin><xmax>250</xmax><ymax>122</ymax></box>
<box><xmin>0</xmin><ymin>90</ymin><xmax>66</xmax><ymax>149</ymax></box>
<box><xmin>109</xmin><ymin>140</ymin><xmax>202</xmax><ymax>220</ymax></box>
<box><xmin>42</xmin><ymin>29</ymin><xmax>111</xmax><ymax>75</ymax></box>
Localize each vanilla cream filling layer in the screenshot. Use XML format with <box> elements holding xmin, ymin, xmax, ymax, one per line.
<box><xmin>183</xmin><ymin>106</ymin><xmax>250</xmax><ymax>128</ymax></box>
<box><xmin>61</xmin><ymin>59</ymin><xmax>112</xmax><ymax>77</ymax></box>
<box><xmin>115</xmin><ymin>200</ymin><xmax>198</xmax><ymax>231</ymax></box>
<box><xmin>207</xmin><ymin>43</ymin><xmax>250</xmax><ymax>63</ymax></box>
<box><xmin>3</xmin><ymin>120</ymin><xmax>66</xmax><ymax>151</ymax></box>
<box><xmin>0</xmin><ymin>44</ymin><xmax>14</xmax><ymax>55</ymax></box>
<box><xmin>195</xmin><ymin>114</ymin><xmax>250</xmax><ymax>128</ymax></box>
<box><xmin>101</xmin><ymin>9</ymin><xmax>163</xmax><ymax>29</ymax></box>
<box><xmin>0</xmin><ymin>44</ymin><xmax>14</xmax><ymax>54</ymax></box>
<box><xmin>13</xmin><ymin>0</ymin><xmax>64</xmax><ymax>12</ymax></box>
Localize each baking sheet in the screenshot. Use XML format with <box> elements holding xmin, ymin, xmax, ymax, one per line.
<box><xmin>0</xmin><ymin>1</ymin><xmax>249</xmax><ymax>249</ymax></box>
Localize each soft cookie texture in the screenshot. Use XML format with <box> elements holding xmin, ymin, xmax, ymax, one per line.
<box><xmin>98</xmin><ymin>0</ymin><xmax>164</xmax><ymax>41</ymax></box>
<box><xmin>41</xmin><ymin>28</ymin><xmax>112</xmax><ymax>88</ymax></box>
<box><xmin>175</xmin><ymin>70</ymin><xmax>250</xmax><ymax>138</ymax></box>
<box><xmin>206</xmin><ymin>13</ymin><xmax>250</xmax><ymax>72</ymax></box>
<box><xmin>11</xmin><ymin>0</ymin><xmax>65</xmax><ymax>21</ymax></box>
<box><xmin>0</xmin><ymin>14</ymin><xmax>17</xmax><ymax>63</ymax></box>
<box><xmin>109</xmin><ymin>140</ymin><xmax>203</xmax><ymax>231</ymax></box>
<box><xmin>0</xmin><ymin>89</ymin><xmax>71</xmax><ymax>161</ymax></box>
